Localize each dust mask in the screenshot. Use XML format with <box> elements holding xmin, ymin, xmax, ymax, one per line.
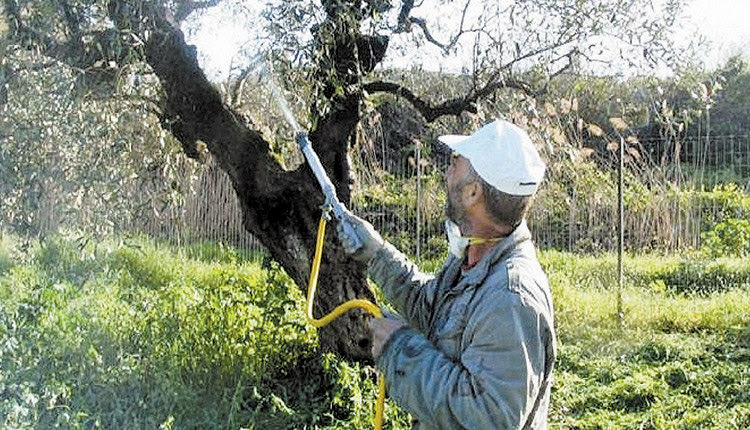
<box><xmin>445</xmin><ymin>220</ymin><xmax>505</xmax><ymax>260</ymax></box>
<box><xmin>445</xmin><ymin>219</ymin><xmax>469</xmax><ymax>259</ymax></box>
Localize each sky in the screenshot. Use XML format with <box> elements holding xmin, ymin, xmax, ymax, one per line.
<box><xmin>184</xmin><ymin>0</ymin><xmax>750</xmax><ymax>81</ymax></box>
<box><xmin>688</xmin><ymin>0</ymin><xmax>750</xmax><ymax>68</ymax></box>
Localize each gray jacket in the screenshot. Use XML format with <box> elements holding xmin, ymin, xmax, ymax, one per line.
<box><xmin>369</xmin><ymin>220</ymin><xmax>556</xmax><ymax>429</ymax></box>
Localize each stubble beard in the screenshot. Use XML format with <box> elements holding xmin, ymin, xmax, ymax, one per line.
<box><xmin>445</xmin><ymin>182</ymin><xmax>467</xmax><ymax>228</ymax></box>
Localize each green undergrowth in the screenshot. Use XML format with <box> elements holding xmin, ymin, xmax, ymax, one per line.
<box><xmin>542</xmin><ymin>249</ymin><xmax>750</xmax><ymax>294</ymax></box>
<box><xmin>1</xmin><ymin>233</ymin><xmax>748</xmax><ymax>428</ymax></box>
<box><xmin>542</xmin><ymin>250</ymin><xmax>750</xmax><ymax>429</ymax></box>
<box><xmin>0</xmin><ymin>233</ymin><xmax>410</xmax><ymax>429</ymax></box>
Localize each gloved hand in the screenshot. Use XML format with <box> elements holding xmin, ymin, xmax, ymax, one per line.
<box><xmin>335</xmin><ymin>209</ymin><xmax>384</xmax><ymax>263</ymax></box>
<box><xmin>369</xmin><ymin>312</ymin><xmax>407</xmax><ymax>360</ymax></box>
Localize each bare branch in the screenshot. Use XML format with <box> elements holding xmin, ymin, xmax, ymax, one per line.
<box><xmin>174</xmin><ymin>0</ymin><xmax>222</xmax><ymax>22</ymax></box>
<box><xmin>499</xmin><ymin>35</ymin><xmax>576</xmax><ymax>72</ymax></box>
<box><xmin>408</xmin><ymin>17</ymin><xmax>448</xmax><ymax>52</ymax></box>
<box><xmin>547</xmin><ymin>49</ymin><xmax>578</xmax><ymax>79</ymax></box>
<box><xmin>363</xmin><ymin>81</ymin><xmax>434</xmax><ymax>117</ymax></box>
<box><xmin>397</xmin><ymin>0</ymin><xmax>477</xmax><ymax>55</ymax></box>
<box><xmin>364</xmin><ymin>75</ymin><xmax>536</xmax><ymax>122</ymax></box>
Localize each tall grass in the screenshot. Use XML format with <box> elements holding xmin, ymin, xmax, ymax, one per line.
<box><xmin>542</xmin><ymin>250</ymin><xmax>750</xmax><ymax>429</ymax></box>
<box><xmin>0</xmin><ymin>233</ymin><xmax>410</xmax><ymax>429</ymax></box>
<box><xmin>1</xmin><ymin>233</ymin><xmax>748</xmax><ymax>428</ymax></box>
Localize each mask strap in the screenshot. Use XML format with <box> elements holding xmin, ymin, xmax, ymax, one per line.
<box><xmin>466</xmin><ymin>236</ymin><xmax>503</xmax><ymax>246</ymax></box>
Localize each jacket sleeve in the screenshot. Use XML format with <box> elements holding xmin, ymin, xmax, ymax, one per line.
<box><xmin>375</xmin><ymin>287</ymin><xmax>551</xmax><ymax>429</ymax></box>
<box><xmin>367</xmin><ymin>241</ymin><xmax>445</xmax><ymax>332</ymax></box>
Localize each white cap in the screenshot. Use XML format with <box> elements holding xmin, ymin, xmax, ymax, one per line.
<box><xmin>438</xmin><ymin>119</ymin><xmax>546</xmax><ymax>196</ymax></box>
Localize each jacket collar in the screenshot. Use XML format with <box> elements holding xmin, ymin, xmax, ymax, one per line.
<box><xmin>452</xmin><ymin>219</ymin><xmax>532</xmax><ymax>287</ymax></box>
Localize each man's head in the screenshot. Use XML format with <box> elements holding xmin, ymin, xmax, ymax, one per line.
<box><xmin>439</xmin><ymin>120</ymin><xmax>545</xmax><ymax>231</ymax></box>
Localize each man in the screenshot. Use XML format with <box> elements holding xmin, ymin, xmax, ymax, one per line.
<box><xmin>337</xmin><ymin>119</ymin><xmax>556</xmax><ymax>429</ymax></box>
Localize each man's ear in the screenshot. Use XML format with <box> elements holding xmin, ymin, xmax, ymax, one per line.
<box><xmin>463</xmin><ymin>180</ymin><xmax>483</xmax><ymax>207</ymax></box>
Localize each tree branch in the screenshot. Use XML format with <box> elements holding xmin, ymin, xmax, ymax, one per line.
<box><xmin>396</xmin><ymin>0</ymin><xmax>415</xmax><ymax>31</ymax></box>
<box><xmin>498</xmin><ymin>35</ymin><xmax>576</xmax><ymax>72</ymax></box>
<box><xmin>364</xmin><ymin>74</ymin><xmax>536</xmax><ymax>122</ymax></box>
<box><xmin>548</xmin><ymin>49</ymin><xmax>577</xmax><ymax>79</ymax></box>
<box><xmin>174</xmin><ymin>0</ymin><xmax>222</xmax><ymax>22</ymax></box>
<box><xmin>398</xmin><ymin>0</ymin><xmax>476</xmax><ymax>55</ymax></box>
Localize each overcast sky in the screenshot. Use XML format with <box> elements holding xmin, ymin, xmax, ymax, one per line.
<box><xmin>184</xmin><ymin>0</ymin><xmax>750</xmax><ymax>80</ymax></box>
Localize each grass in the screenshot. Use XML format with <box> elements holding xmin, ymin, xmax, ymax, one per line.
<box><xmin>0</xmin><ymin>233</ymin><xmax>410</xmax><ymax>429</ymax></box>
<box><xmin>542</xmin><ymin>250</ymin><xmax>750</xmax><ymax>429</ymax></box>
<box><xmin>0</xmin><ymin>233</ymin><xmax>748</xmax><ymax>428</ymax></box>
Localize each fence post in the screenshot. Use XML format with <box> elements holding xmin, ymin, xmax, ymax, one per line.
<box><xmin>416</xmin><ymin>139</ymin><xmax>421</xmax><ymax>263</ymax></box>
<box><xmin>617</xmin><ymin>135</ymin><xmax>624</xmax><ymax>327</ymax></box>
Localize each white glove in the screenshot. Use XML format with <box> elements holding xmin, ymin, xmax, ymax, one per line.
<box><xmin>335</xmin><ymin>209</ymin><xmax>384</xmax><ymax>263</ymax></box>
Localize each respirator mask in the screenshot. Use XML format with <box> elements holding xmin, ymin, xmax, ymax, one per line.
<box><xmin>445</xmin><ymin>219</ymin><xmax>504</xmax><ymax>260</ymax></box>
<box><xmin>445</xmin><ymin>219</ymin><xmax>470</xmax><ymax>259</ymax></box>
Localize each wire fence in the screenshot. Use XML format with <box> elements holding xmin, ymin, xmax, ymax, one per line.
<box><xmin>2</xmin><ymin>127</ymin><xmax>749</xmax><ymax>262</ymax></box>
<box><xmin>123</xmin><ymin>156</ymin><xmax>264</xmax><ymax>255</ymax></box>
<box><xmin>127</xmin><ymin>130</ymin><xmax>750</xmax><ymax>263</ymax></box>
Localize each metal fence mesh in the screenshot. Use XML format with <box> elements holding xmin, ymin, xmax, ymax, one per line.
<box><xmin>134</xmin><ymin>130</ymin><xmax>750</xmax><ymax>263</ymax></box>
<box><xmin>2</xmin><ymin>122</ymin><xmax>749</xmax><ymax>263</ymax></box>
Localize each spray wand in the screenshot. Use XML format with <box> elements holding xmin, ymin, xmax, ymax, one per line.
<box><xmin>261</xmin><ymin>63</ymin><xmax>362</xmax><ymax>249</ymax></box>
<box><xmin>296</xmin><ymin>132</ymin><xmax>363</xmax><ymax>247</ymax></box>
<box><xmin>296</xmin><ymin>131</ymin><xmax>386</xmax><ymax>430</ymax></box>
<box><xmin>263</xmin><ymin>64</ymin><xmax>385</xmax><ymax>429</ymax></box>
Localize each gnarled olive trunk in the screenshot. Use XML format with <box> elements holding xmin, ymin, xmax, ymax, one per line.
<box><xmin>143</xmin><ymin>11</ymin><xmax>377</xmax><ymax>361</ymax></box>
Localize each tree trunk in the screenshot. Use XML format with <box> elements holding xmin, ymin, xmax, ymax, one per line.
<box><xmin>143</xmin><ymin>11</ymin><xmax>376</xmax><ymax>361</ymax></box>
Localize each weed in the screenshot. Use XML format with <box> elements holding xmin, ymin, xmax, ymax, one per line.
<box><xmin>0</xmin><ymin>234</ymin><xmax>409</xmax><ymax>429</ymax></box>
<box><xmin>1</xmin><ymin>234</ymin><xmax>748</xmax><ymax>428</ymax></box>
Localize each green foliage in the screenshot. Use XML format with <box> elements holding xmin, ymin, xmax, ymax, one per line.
<box><xmin>701</xmin><ymin>217</ymin><xmax>750</xmax><ymax>257</ymax></box>
<box><xmin>0</xmin><ymin>233</ymin><xmax>14</xmax><ymax>276</ymax></box>
<box><xmin>695</xmin><ymin>183</ymin><xmax>750</xmax><ymax>222</ymax></box>
<box><xmin>0</xmin><ymin>233</ymin><xmax>411</xmax><ymax>429</ymax></box>
<box><xmin>353</xmin><ymin>168</ymin><xmax>447</xmax><ymax>259</ymax></box>
<box><xmin>541</xmin><ymin>247</ymin><xmax>750</xmax><ymax>296</ymax></box>
<box><xmin>532</xmin><ymin>159</ymin><xmax>617</xmax><ymax>252</ymax></box>
<box><xmin>658</xmin><ymin>258</ymin><xmax>750</xmax><ymax>294</ymax></box>
<box><xmin>553</xmin><ymin>338</ymin><xmax>750</xmax><ymax>429</ymax></box>
<box><xmin>710</xmin><ymin>56</ymin><xmax>750</xmax><ymax>135</ymax></box>
<box><xmin>545</xmin><ymin>248</ymin><xmax>750</xmax><ymax>429</ymax></box>
<box><xmin>2</xmin><ymin>235</ymin><xmax>749</xmax><ymax>428</ymax></box>
<box><xmin>0</xmin><ymin>38</ymin><xmax>196</xmax><ymax>239</ymax></box>
<box><xmin>531</xmin><ymin>164</ymin><xmax>750</xmax><ymax>252</ymax></box>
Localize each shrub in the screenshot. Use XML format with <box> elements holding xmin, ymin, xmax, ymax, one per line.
<box><xmin>701</xmin><ymin>218</ymin><xmax>750</xmax><ymax>257</ymax></box>
<box><xmin>659</xmin><ymin>258</ymin><xmax>750</xmax><ymax>294</ymax></box>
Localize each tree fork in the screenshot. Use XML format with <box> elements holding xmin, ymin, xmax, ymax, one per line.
<box><xmin>143</xmin><ymin>8</ymin><xmax>376</xmax><ymax>361</ymax></box>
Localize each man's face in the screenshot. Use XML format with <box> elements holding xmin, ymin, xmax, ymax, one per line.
<box><xmin>445</xmin><ymin>153</ymin><xmax>475</xmax><ymax>226</ymax></box>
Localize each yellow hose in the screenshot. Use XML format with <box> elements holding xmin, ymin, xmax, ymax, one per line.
<box><xmin>306</xmin><ymin>216</ymin><xmax>386</xmax><ymax>430</ymax></box>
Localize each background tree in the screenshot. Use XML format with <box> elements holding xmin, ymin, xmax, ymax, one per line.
<box><xmin>0</xmin><ymin>0</ymin><xmax>691</xmax><ymax>361</ymax></box>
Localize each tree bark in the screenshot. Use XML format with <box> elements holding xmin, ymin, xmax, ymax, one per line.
<box><xmin>143</xmin><ymin>9</ymin><xmax>376</xmax><ymax>361</ymax></box>
<box><xmin>2</xmin><ymin>0</ymin><xmax>394</xmax><ymax>362</ymax></box>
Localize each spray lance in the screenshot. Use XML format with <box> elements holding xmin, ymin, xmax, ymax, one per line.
<box><xmin>295</xmin><ymin>132</ymin><xmax>363</xmax><ymax>249</ymax></box>
<box><xmin>264</xmin><ymin>65</ymin><xmax>386</xmax><ymax>429</ymax></box>
<box><xmin>261</xmin><ymin>65</ymin><xmax>363</xmax><ymax>249</ymax></box>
